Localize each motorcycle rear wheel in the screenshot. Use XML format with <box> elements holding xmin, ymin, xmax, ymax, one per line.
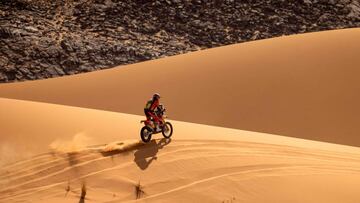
<box><xmin>141</xmin><ymin>126</ymin><xmax>153</xmax><ymax>143</ymax></box>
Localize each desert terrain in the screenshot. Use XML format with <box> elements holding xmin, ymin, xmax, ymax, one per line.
<box><xmin>1</xmin><ymin>29</ymin><xmax>360</xmax><ymax>202</ymax></box>
<box><xmin>1</xmin><ymin>98</ymin><xmax>360</xmax><ymax>203</ymax></box>
<box><xmin>0</xmin><ymin>28</ymin><xmax>359</xmax><ymax>146</ymax></box>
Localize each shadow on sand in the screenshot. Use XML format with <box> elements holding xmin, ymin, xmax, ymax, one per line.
<box><xmin>134</xmin><ymin>138</ymin><xmax>172</xmax><ymax>170</ymax></box>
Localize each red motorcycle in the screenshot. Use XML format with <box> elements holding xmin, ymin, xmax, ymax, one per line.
<box><xmin>140</xmin><ymin>105</ymin><xmax>173</xmax><ymax>143</ymax></box>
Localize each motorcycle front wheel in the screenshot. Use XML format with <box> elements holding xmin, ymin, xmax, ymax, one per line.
<box><xmin>140</xmin><ymin>126</ymin><xmax>153</xmax><ymax>143</ymax></box>
<box><xmin>162</xmin><ymin>122</ymin><xmax>173</xmax><ymax>138</ymax></box>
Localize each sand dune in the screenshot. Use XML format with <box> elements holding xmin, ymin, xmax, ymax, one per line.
<box><xmin>0</xmin><ymin>29</ymin><xmax>359</xmax><ymax>146</ymax></box>
<box><xmin>1</xmin><ymin>28</ymin><xmax>360</xmax><ymax>202</ymax></box>
<box><xmin>1</xmin><ymin>98</ymin><xmax>360</xmax><ymax>202</ymax></box>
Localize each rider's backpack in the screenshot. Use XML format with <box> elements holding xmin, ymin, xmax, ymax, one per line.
<box><xmin>144</xmin><ymin>99</ymin><xmax>153</xmax><ymax>110</ymax></box>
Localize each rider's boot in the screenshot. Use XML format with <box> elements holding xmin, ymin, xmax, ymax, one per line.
<box><xmin>154</xmin><ymin>122</ymin><xmax>161</xmax><ymax>132</ymax></box>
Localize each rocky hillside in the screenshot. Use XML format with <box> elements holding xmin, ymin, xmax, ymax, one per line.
<box><xmin>1</xmin><ymin>0</ymin><xmax>359</xmax><ymax>82</ymax></box>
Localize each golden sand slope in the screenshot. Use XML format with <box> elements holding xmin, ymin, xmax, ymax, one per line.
<box><xmin>0</xmin><ymin>29</ymin><xmax>359</xmax><ymax>146</ymax></box>
<box><xmin>1</xmin><ymin>98</ymin><xmax>360</xmax><ymax>203</ymax></box>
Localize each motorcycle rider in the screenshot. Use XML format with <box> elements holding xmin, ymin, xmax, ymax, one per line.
<box><xmin>144</xmin><ymin>93</ymin><xmax>162</xmax><ymax>131</ymax></box>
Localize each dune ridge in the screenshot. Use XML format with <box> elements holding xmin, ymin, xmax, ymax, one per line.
<box><xmin>0</xmin><ymin>28</ymin><xmax>359</xmax><ymax>146</ymax></box>
<box><xmin>1</xmin><ymin>28</ymin><xmax>360</xmax><ymax>202</ymax></box>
